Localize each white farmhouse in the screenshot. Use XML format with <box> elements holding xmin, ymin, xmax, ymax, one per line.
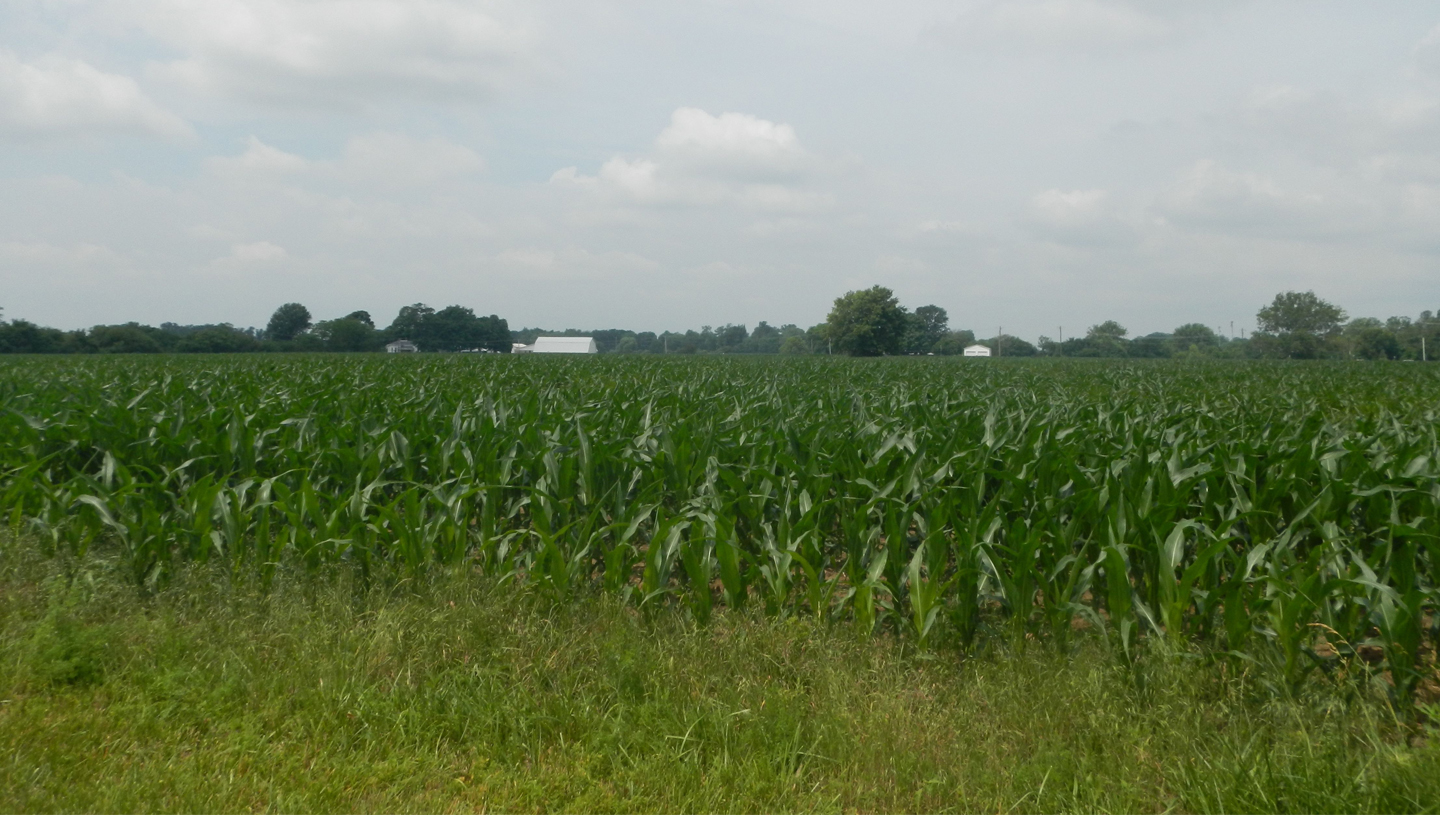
<box><xmin>513</xmin><ymin>337</ymin><xmax>599</xmax><ymax>354</ymax></box>
<box><xmin>386</xmin><ymin>340</ymin><xmax>419</xmax><ymax>353</ymax></box>
<box><xmin>963</xmin><ymin>344</ymin><xmax>992</xmax><ymax>358</ymax></box>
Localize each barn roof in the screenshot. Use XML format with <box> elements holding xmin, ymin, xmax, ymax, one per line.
<box><xmin>530</xmin><ymin>336</ymin><xmax>598</xmax><ymax>354</ymax></box>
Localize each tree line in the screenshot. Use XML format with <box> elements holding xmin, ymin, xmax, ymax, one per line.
<box><xmin>815</xmin><ymin>286</ymin><xmax>1438</xmax><ymax>361</ymax></box>
<box><xmin>2</xmin><ymin>288</ymin><xmax>1434</xmax><ymax>360</ymax></box>
<box><xmin>0</xmin><ymin>303</ymin><xmax>510</xmax><ymax>355</ymax></box>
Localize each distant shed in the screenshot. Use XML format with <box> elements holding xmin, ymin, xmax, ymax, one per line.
<box><xmin>513</xmin><ymin>337</ymin><xmax>598</xmax><ymax>354</ymax></box>
<box><xmin>963</xmin><ymin>344</ymin><xmax>992</xmax><ymax>358</ymax></box>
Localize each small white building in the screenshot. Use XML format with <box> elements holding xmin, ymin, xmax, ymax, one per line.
<box><xmin>386</xmin><ymin>339</ymin><xmax>419</xmax><ymax>353</ymax></box>
<box><xmin>513</xmin><ymin>336</ymin><xmax>598</xmax><ymax>354</ymax></box>
<box><xmin>963</xmin><ymin>344</ymin><xmax>992</xmax><ymax>358</ymax></box>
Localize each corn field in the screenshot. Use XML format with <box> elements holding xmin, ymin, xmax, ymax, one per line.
<box><xmin>2</xmin><ymin>355</ymin><xmax>1437</xmax><ymax>702</ymax></box>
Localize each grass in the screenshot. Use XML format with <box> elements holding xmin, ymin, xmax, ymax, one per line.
<box><xmin>2</xmin><ymin>544</ymin><xmax>1438</xmax><ymax>813</ymax></box>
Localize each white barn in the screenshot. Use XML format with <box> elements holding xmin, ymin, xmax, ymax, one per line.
<box><xmin>386</xmin><ymin>340</ymin><xmax>419</xmax><ymax>353</ymax></box>
<box><xmin>513</xmin><ymin>336</ymin><xmax>598</xmax><ymax>354</ymax></box>
<box><xmin>963</xmin><ymin>344</ymin><xmax>992</xmax><ymax>358</ymax></box>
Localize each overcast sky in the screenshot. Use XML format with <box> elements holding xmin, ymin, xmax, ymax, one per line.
<box><xmin>2</xmin><ymin>1</ymin><xmax>1438</xmax><ymax>340</ymax></box>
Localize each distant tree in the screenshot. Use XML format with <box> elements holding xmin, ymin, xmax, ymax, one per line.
<box><xmin>904</xmin><ymin>305</ymin><xmax>949</xmax><ymax>354</ymax></box>
<box><xmin>384</xmin><ymin>304</ymin><xmax>509</xmax><ymax>352</ymax></box>
<box><xmin>1129</xmin><ymin>337</ymin><xmax>1171</xmax><ymax>358</ymax></box>
<box><xmin>932</xmin><ymin>329</ymin><xmax>976</xmax><ymax>356</ymax></box>
<box><xmin>1257</xmin><ymin>291</ymin><xmax>1346</xmax><ymax>336</ymax></box>
<box><xmin>779</xmin><ymin>336</ymin><xmax>811</xmax><ymax>355</ymax></box>
<box><xmin>176</xmin><ymin>326</ymin><xmax>260</xmax><ymax>353</ymax></box>
<box><xmin>266</xmin><ymin>303</ymin><xmax>312</xmax><ymax>341</ymax></box>
<box><xmin>616</xmin><ymin>336</ymin><xmax>639</xmax><ymax>353</ymax></box>
<box><xmin>387</xmin><ymin>304</ymin><xmax>435</xmax><ymax>341</ymax></box>
<box><xmin>0</xmin><ymin>319</ymin><xmax>67</xmax><ymax>353</ymax></box>
<box><xmin>1352</xmin><ymin>327</ymin><xmax>1400</xmax><ymax>360</ymax></box>
<box><xmin>746</xmin><ymin>322</ymin><xmax>782</xmax><ymax>354</ymax></box>
<box><xmin>1172</xmin><ymin>323</ymin><xmax>1219</xmax><ymax>349</ymax></box>
<box><xmin>717</xmin><ymin>324</ymin><xmax>748</xmax><ymax>352</ymax></box>
<box><xmin>313</xmin><ymin>318</ymin><xmax>377</xmax><ymax>352</ymax></box>
<box><xmin>824</xmin><ymin>286</ymin><xmax>908</xmax><ymax>356</ymax></box>
<box><xmin>986</xmin><ymin>334</ymin><xmax>1037</xmax><ymax>357</ymax></box>
<box><xmin>89</xmin><ymin>324</ymin><xmax>164</xmax><ymax>354</ymax></box>
<box><xmin>345</xmin><ymin>310</ymin><xmax>375</xmax><ymax>328</ymax></box>
<box><xmin>1087</xmin><ymin>321</ymin><xmax>1128</xmax><ymax>341</ymax></box>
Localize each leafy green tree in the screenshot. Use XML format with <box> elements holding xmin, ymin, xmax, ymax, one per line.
<box><xmin>384</xmin><ymin>304</ymin><xmax>510</xmax><ymax>352</ymax></box>
<box><xmin>1172</xmin><ymin>323</ymin><xmax>1219</xmax><ymax>349</ymax></box>
<box><xmin>1257</xmin><ymin>291</ymin><xmax>1346</xmax><ymax>336</ymax></box>
<box><xmin>904</xmin><ymin>305</ymin><xmax>949</xmax><ymax>354</ymax></box>
<box><xmin>932</xmin><ymin>329</ymin><xmax>976</xmax><ymax>356</ymax></box>
<box><xmin>779</xmin><ymin>336</ymin><xmax>811</xmax><ymax>355</ymax></box>
<box><xmin>1352</xmin><ymin>327</ymin><xmax>1400</xmax><ymax>360</ymax></box>
<box><xmin>824</xmin><ymin>286</ymin><xmax>908</xmax><ymax>356</ymax></box>
<box><xmin>1087</xmin><ymin>321</ymin><xmax>1128</xmax><ymax>341</ymax></box>
<box><xmin>0</xmin><ymin>319</ymin><xmax>67</xmax><ymax>353</ymax></box>
<box><xmin>386</xmin><ymin>304</ymin><xmax>435</xmax><ymax>342</ymax></box>
<box><xmin>266</xmin><ymin>303</ymin><xmax>312</xmax><ymax>341</ymax></box>
<box><xmin>717</xmin><ymin>324</ymin><xmax>748</xmax><ymax>352</ymax></box>
<box><xmin>314</xmin><ymin>318</ymin><xmax>378</xmax><ymax>352</ymax></box>
<box><xmin>89</xmin><ymin>324</ymin><xmax>164</xmax><ymax>354</ymax></box>
<box><xmin>986</xmin><ymin>334</ymin><xmax>1038</xmax><ymax>357</ymax></box>
<box><xmin>176</xmin><ymin>327</ymin><xmax>261</xmax><ymax>353</ymax></box>
<box><xmin>746</xmin><ymin>322</ymin><xmax>782</xmax><ymax>354</ymax></box>
<box><xmin>344</xmin><ymin>311</ymin><xmax>375</xmax><ymax>328</ymax></box>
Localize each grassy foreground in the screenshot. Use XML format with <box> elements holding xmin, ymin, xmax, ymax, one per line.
<box><xmin>2</xmin><ymin>549</ymin><xmax>1438</xmax><ymax>813</ymax></box>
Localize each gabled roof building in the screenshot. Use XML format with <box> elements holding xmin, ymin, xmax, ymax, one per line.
<box><xmin>513</xmin><ymin>337</ymin><xmax>599</xmax><ymax>354</ymax></box>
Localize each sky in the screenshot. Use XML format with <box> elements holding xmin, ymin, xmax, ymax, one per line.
<box><xmin>1</xmin><ymin>0</ymin><xmax>1438</xmax><ymax>341</ymax></box>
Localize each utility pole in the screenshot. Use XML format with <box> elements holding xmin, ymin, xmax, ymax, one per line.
<box><xmin>998</xmin><ymin>326</ymin><xmax>1002</xmax><ymax>357</ymax></box>
<box><xmin>1230</xmin><ymin>321</ymin><xmax>1234</xmax><ymax>341</ymax></box>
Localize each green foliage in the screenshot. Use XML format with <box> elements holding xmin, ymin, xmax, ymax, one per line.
<box><xmin>1173</xmin><ymin>322</ymin><xmax>1220</xmax><ymax>348</ymax></box>
<box><xmin>904</xmin><ymin>304</ymin><xmax>949</xmax><ymax>354</ymax></box>
<box><xmin>312</xmin><ymin>317</ymin><xmax>379</xmax><ymax>352</ymax></box>
<box><xmin>386</xmin><ymin>303</ymin><xmax>510</xmax><ymax>352</ymax></box>
<box><xmin>0</xmin><ymin>355</ymin><xmax>1438</xmax><ymax>712</ymax></box>
<box><xmin>1258</xmin><ymin>290</ymin><xmax>1347</xmax><ymax>336</ymax></box>
<box><xmin>824</xmin><ymin>285</ymin><xmax>908</xmax><ymax>356</ymax></box>
<box><xmin>931</xmin><ymin>329</ymin><xmax>977</xmax><ymax>356</ymax></box>
<box><xmin>265</xmin><ymin>303</ymin><xmax>313</xmax><ymax>342</ymax></box>
<box><xmin>1</xmin><ymin>555</ymin><xmax>1437</xmax><ymax>813</ymax></box>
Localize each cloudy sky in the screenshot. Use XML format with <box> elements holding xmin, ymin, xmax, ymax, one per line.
<box><xmin>2</xmin><ymin>1</ymin><xmax>1438</xmax><ymax>340</ymax></box>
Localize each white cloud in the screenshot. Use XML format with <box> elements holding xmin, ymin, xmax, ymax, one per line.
<box><xmin>655</xmin><ymin>107</ymin><xmax>810</xmax><ymax>179</ymax></box>
<box><xmin>205</xmin><ymin>133</ymin><xmax>484</xmax><ymax>187</ymax></box>
<box><xmin>0</xmin><ymin>51</ymin><xmax>190</xmax><ymax>139</ymax></box>
<box><xmin>1418</xmin><ymin>24</ymin><xmax>1440</xmax><ymax>77</ymax></box>
<box><xmin>1025</xmin><ymin>188</ymin><xmax>1137</xmax><ymax>245</ymax></box>
<box><xmin>1154</xmin><ymin>160</ymin><xmax>1345</xmax><ymax>239</ymax></box>
<box><xmin>1025</xmin><ymin>190</ymin><xmax>1146</xmax><ymax>247</ymax></box>
<box><xmin>137</xmin><ymin>0</ymin><xmax>537</xmax><ymax>106</ymax></box>
<box><xmin>936</xmin><ymin>0</ymin><xmax>1174</xmax><ymax>49</ymax></box>
<box><xmin>227</xmin><ymin>240</ymin><xmax>287</xmax><ymax>261</ymax></box>
<box><xmin>338</xmin><ymin>132</ymin><xmax>485</xmax><ymax>184</ymax></box>
<box><xmin>0</xmin><ymin>240</ymin><xmax>122</xmax><ymax>264</ymax></box>
<box><xmin>492</xmin><ymin>247</ymin><xmax>659</xmax><ymax>280</ymax></box>
<box><xmin>205</xmin><ymin>136</ymin><xmax>309</xmax><ymax>178</ymax></box>
<box><xmin>551</xmin><ymin>107</ymin><xmax>829</xmax><ymax>211</ymax></box>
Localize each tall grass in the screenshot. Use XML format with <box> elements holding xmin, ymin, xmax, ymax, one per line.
<box><xmin>2</xmin><ymin>548</ymin><xmax>1437</xmax><ymax>813</ymax></box>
